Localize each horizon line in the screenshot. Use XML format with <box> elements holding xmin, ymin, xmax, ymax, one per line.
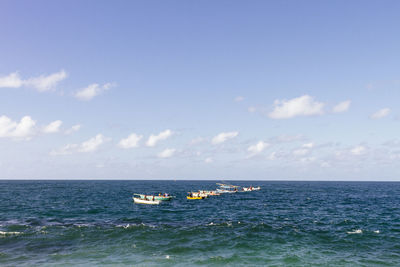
<box><xmin>0</xmin><ymin>178</ymin><xmax>399</xmax><ymax>182</ymax></box>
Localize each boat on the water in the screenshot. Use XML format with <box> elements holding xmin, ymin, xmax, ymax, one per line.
<box><xmin>189</xmin><ymin>191</ymin><xmax>209</xmax><ymax>198</ymax></box>
<box><xmin>216</xmin><ymin>188</ymin><xmax>236</xmax><ymax>193</ymax></box>
<box><xmin>200</xmin><ymin>190</ymin><xmax>220</xmax><ymax>196</ymax></box>
<box><xmin>216</xmin><ymin>183</ymin><xmax>239</xmax><ymax>193</ymax></box>
<box><xmin>134</xmin><ymin>193</ymin><xmax>173</xmax><ymax>201</ymax></box>
<box><xmin>187</xmin><ymin>196</ymin><xmax>205</xmax><ymax>200</ymax></box>
<box><xmin>133</xmin><ymin>197</ymin><xmax>160</xmax><ymax>205</ymax></box>
<box><xmin>242</xmin><ymin>186</ymin><xmax>261</xmax><ymax>192</ymax></box>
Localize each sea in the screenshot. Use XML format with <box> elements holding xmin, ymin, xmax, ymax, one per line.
<box><xmin>0</xmin><ymin>180</ymin><xmax>399</xmax><ymax>266</ymax></box>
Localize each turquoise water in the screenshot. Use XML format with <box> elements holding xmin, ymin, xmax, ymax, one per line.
<box><xmin>0</xmin><ymin>181</ymin><xmax>400</xmax><ymax>266</ymax></box>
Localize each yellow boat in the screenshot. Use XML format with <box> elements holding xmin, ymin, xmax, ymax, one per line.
<box><xmin>187</xmin><ymin>196</ymin><xmax>205</xmax><ymax>200</ymax></box>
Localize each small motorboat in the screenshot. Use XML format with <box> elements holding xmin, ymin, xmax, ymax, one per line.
<box><xmin>216</xmin><ymin>183</ymin><xmax>239</xmax><ymax>193</ymax></box>
<box><xmin>134</xmin><ymin>193</ymin><xmax>173</xmax><ymax>201</ymax></box>
<box><xmin>187</xmin><ymin>196</ymin><xmax>205</xmax><ymax>200</ymax></box>
<box><xmin>190</xmin><ymin>191</ymin><xmax>209</xmax><ymax>198</ymax></box>
<box><xmin>216</xmin><ymin>188</ymin><xmax>237</xmax><ymax>194</ymax></box>
<box><xmin>133</xmin><ymin>197</ymin><xmax>160</xmax><ymax>205</ymax></box>
<box><xmin>242</xmin><ymin>186</ymin><xmax>261</xmax><ymax>192</ymax></box>
<box><xmin>204</xmin><ymin>190</ymin><xmax>220</xmax><ymax>196</ymax></box>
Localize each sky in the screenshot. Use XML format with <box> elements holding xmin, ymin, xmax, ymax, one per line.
<box><xmin>1</xmin><ymin>0</ymin><xmax>400</xmax><ymax>180</ymax></box>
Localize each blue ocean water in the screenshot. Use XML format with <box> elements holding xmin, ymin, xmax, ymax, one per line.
<box><xmin>0</xmin><ymin>180</ymin><xmax>399</xmax><ymax>266</ymax></box>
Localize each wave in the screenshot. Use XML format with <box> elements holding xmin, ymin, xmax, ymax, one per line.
<box><xmin>347</xmin><ymin>229</ymin><xmax>363</xmax><ymax>234</ymax></box>
<box><xmin>115</xmin><ymin>223</ymin><xmax>156</xmax><ymax>229</ymax></box>
<box><xmin>206</xmin><ymin>221</ymin><xmax>233</xmax><ymax>227</ymax></box>
<box><xmin>0</xmin><ymin>231</ymin><xmax>22</xmax><ymax>236</ymax></box>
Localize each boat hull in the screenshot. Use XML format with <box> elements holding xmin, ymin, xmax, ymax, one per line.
<box><xmin>137</xmin><ymin>195</ymin><xmax>173</xmax><ymax>201</ymax></box>
<box><xmin>187</xmin><ymin>196</ymin><xmax>205</xmax><ymax>200</ymax></box>
<box><xmin>133</xmin><ymin>197</ymin><xmax>160</xmax><ymax>205</ymax></box>
<box><xmin>242</xmin><ymin>187</ymin><xmax>261</xmax><ymax>192</ymax></box>
<box><xmin>216</xmin><ymin>189</ymin><xmax>237</xmax><ymax>194</ymax></box>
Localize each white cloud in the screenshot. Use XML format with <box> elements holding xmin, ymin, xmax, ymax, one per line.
<box><xmin>74</xmin><ymin>82</ymin><xmax>114</xmax><ymax>101</ymax></box>
<box><xmin>43</xmin><ymin>120</ymin><xmax>62</xmax><ymax>134</ymax></box>
<box><xmin>370</xmin><ymin>108</ymin><xmax>390</xmax><ymax>119</ymax></box>
<box><xmin>25</xmin><ymin>70</ymin><xmax>67</xmax><ymax>92</ymax></box>
<box><xmin>268</xmin><ymin>152</ymin><xmax>277</xmax><ymax>160</ymax></box>
<box><xmin>0</xmin><ymin>115</ymin><xmax>36</xmax><ymax>139</ymax></box>
<box><xmin>268</xmin><ymin>95</ymin><xmax>325</xmax><ymax>119</ymax></box>
<box><xmin>189</xmin><ymin>137</ymin><xmax>205</xmax><ymax>145</ymax></box>
<box><xmin>350</xmin><ymin>145</ymin><xmax>366</xmax><ymax>155</ymax></box>
<box><xmin>292</xmin><ymin>143</ymin><xmax>314</xmax><ymax>156</ymax></box>
<box><xmin>51</xmin><ymin>134</ymin><xmax>110</xmax><ymax>155</ymax></box>
<box><xmin>0</xmin><ymin>70</ymin><xmax>67</xmax><ymax>92</ymax></box>
<box><xmin>299</xmin><ymin>156</ymin><xmax>316</xmax><ymax>163</ymax></box>
<box><xmin>320</xmin><ymin>161</ymin><xmax>331</xmax><ymax>168</ymax></box>
<box><xmin>0</xmin><ymin>72</ymin><xmax>23</xmax><ymax>88</ymax></box>
<box><xmin>205</xmin><ymin>157</ymin><xmax>213</xmax><ymax>163</ymax></box>
<box><xmin>333</xmin><ymin>100</ymin><xmax>351</xmax><ymax>113</ymax></box>
<box><xmin>158</xmin><ymin>148</ymin><xmax>176</xmax><ymax>158</ymax></box>
<box><xmin>118</xmin><ymin>133</ymin><xmax>143</xmax><ymax>149</ymax></box>
<box><xmin>146</xmin><ymin>129</ymin><xmax>173</xmax><ymax>147</ymax></box>
<box><xmin>211</xmin><ymin>131</ymin><xmax>238</xmax><ymax>145</ymax></box>
<box><xmin>79</xmin><ymin>134</ymin><xmax>109</xmax><ymax>153</ymax></box>
<box><xmin>234</xmin><ymin>96</ymin><xmax>244</xmax><ymax>102</ymax></box>
<box><xmin>302</xmin><ymin>143</ymin><xmax>314</xmax><ymax>148</ymax></box>
<box><xmin>65</xmin><ymin>124</ymin><xmax>81</xmax><ymax>135</ymax></box>
<box><xmin>50</xmin><ymin>144</ymin><xmax>79</xmax><ymax>156</ymax></box>
<box><xmin>248</xmin><ymin>141</ymin><xmax>269</xmax><ymax>154</ymax></box>
<box><xmin>293</xmin><ymin>148</ymin><xmax>310</xmax><ymax>156</ymax></box>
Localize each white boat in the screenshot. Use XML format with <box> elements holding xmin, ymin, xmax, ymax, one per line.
<box><xmin>216</xmin><ymin>183</ymin><xmax>240</xmax><ymax>193</ymax></box>
<box><xmin>134</xmin><ymin>193</ymin><xmax>173</xmax><ymax>201</ymax></box>
<box><xmin>202</xmin><ymin>190</ymin><xmax>220</xmax><ymax>196</ymax></box>
<box><xmin>190</xmin><ymin>192</ymin><xmax>209</xmax><ymax>198</ymax></box>
<box><xmin>133</xmin><ymin>197</ymin><xmax>160</xmax><ymax>205</ymax></box>
<box><xmin>242</xmin><ymin>186</ymin><xmax>261</xmax><ymax>192</ymax></box>
<box><xmin>216</xmin><ymin>188</ymin><xmax>237</xmax><ymax>194</ymax></box>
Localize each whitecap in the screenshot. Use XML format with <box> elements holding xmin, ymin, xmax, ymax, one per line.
<box><xmin>116</xmin><ymin>223</ymin><xmax>139</xmax><ymax>229</ymax></box>
<box><xmin>116</xmin><ymin>223</ymin><xmax>155</xmax><ymax>229</ymax></box>
<box><xmin>142</xmin><ymin>223</ymin><xmax>156</xmax><ymax>228</ymax></box>
<box><xmin>0</xmin><ymin>231</ymin><xmax>22</xmax><ymax>236</ymax></box>
<box><xmin>74</xmin><ymin>223</ymin><xmax>92</xmax><ymax>228</ymax></box>
<box><xmin>165</xmin><ymin>255</ymin><xmax>170</xmax><ymax>259</ymax></box>
<box><xmin>374</xmin><ymin>230</ymin><xmax>380</xmax><ymax>234</ymax></box>
<box><xmin>347</xmin><ymin>229</ymin><xmax>362</xmax><ymax>234</ymax></box>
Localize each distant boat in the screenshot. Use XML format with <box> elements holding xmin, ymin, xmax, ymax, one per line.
<box><xmin>200</xmin><ymin>190</ymin><xmax>220</xmax><ymax>196</ymax></box>
<box><xmin>216</xmin><ymin>183</ymin><xmax>239</xmax><ymax>193</ymax></box>
<box><xmin>134</xmin><ymin>193</ymin><xmax>173</xmax><ymax>201</ymax></box>
<box><xmin>189</xmin><ymin>191</ymin><xmax>209</xmax><ymax>198</ymax></box>
<box><xmin>242</xmin><ymin>186</ymin><xmax>261</xmax><ymax>192</ymax></box>
<box><xmin>187</xmin><ymin>196</ymin><xmax>205</xmax><ymax>200</ymax></box>
<box><xmin>133</xmin><ymin>197</ymin><xmax>160</xmax><ymax>205</ymax></box>
<box><xmin>216</xmin><ymin>188</ymin><xmax>237</xmax><ymax>194</ymax></box>
<box><xmin>217</xmin><ymin>183</ymin><xmax>240</xmax><ymax>189</ymax></box>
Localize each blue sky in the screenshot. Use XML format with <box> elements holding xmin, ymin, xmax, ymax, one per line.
<box><xmin>1</xmin><ymin>1</ymin><xmax>400</xmax><ymax>180</ymax></box>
